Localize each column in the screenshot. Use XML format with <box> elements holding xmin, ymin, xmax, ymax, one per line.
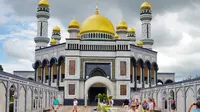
<box><xmin>57</xmin><ymin>65</ymin><xmax>60</xmax><ymax>87</ymax></box>
<box><xmin>132</xmin><ymin>65</ymin><xmax>134</xmax><ymax>84</ymax></box>
<box><xmin>25</xmin><ymin>87</ymin><xmax>27</xmax><ymax>112</ymax></box>
<box><xmin>174</xmin><ymin>88</ymin><xmax>177</xmax><ymax>108</ymax></box>
<box><xmin>48</xmin><ymin>65</ymin><xmax>51</xmax><ymax>86</ymax></box>
<box><xmin>134</xmin><ymin>66</ymin><xmax>137</xmax><ymax>91</ymax></box>
<box><xmin>43</xmin><ymin>67</ymin><xmax>46</xmax><ymax>84</ymax></box>
<box><xmin>142</xmin><ymin>66</ymin><xmax>144</xmax><ymax>88</ymax></box>
<box><xmin>51</xmin><ymin>66</ymin><xmax>53</xmax><ymax>83</ymax></box>
<box><xmin>194</xmin><ymin>84</ymin><xmax>197</xmax><ymax>102</ymax></box>
<box><xmin>35</xmin><ymin>68</ymin><xmax>37</xmax><ymax>82</ymax></box>
<box><xmin>6</xmin><ymin>82</ymin><xmax>10</xmax><ymax>112</ymax></box>
<box><xmin>167</xmin><ymin>89</ymin><xmax>169</xmax><ymax>111</ymax></box>
<box><xmin>183</xmin><ymin>86</ymin><xmax>186</xmax><ymax>112</ymax></box>
<box><xmin>148</xmin><ymin>68</ymin><xmax>151</xmax><ymax>87</ymax></box>
<box><xmin>155</xmin><ymin>69</ymin><xmax>158</xmax><ymax>86</ymax></box>
<box><xmin>41</xmin><ymin>67</ymin><xmax>44</xmax><ymax>83</ymax></box>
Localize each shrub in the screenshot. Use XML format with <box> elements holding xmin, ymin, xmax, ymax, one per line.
<box><xmin>102</xmin><ymin>105</ymin><xmax>111</xmax><ymax>112</ymax></box>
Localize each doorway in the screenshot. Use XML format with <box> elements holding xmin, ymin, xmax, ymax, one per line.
<box><xmin>88</xmin><ymin>87</ymin><xmax>107</xmax><ymax>105</ymax></box>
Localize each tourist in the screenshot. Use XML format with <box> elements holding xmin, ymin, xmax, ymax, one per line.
<box><xmin>142</xmin><ymin>99</ymin><xmax>148</xmax><ymax>112</ymax></box>
<box><xmin>148</xmin><ymin>99</ymin><xmax>154</xmax><ymax>112</ymax></box>
<box><xmin>129</xmin><ymin>98</ymin><xmax>133</xmax><ymax>107</ymax></box>
<box><xmin>123</xmin><ymin>98</ymin><xmax>130</xmax><ymax>112</ymax></box>
<box><xmin>109</xmin><ymin>98</ymin><xmax>114</xmax><ymax>107</ymax></box>
<box><xmin>73</xmin><ymin>98</ymin><xmax>78</xmax><ymax>112</ymax></box>
<box><xmin>137</xmin><ymin>103</ymin><xmax>143</xmax><ymax>112</ymax></box>
<box><xmin>135</xmin><ymin>99</ymin><xmax>139</xmax><ymax>107</ymax></box>
<box><xmin>52</xmin><ymin>96</ymin><xmax>59</xmax><ymax>112</ymax></box>
<box><xmin>171</xmin><ymin>100</ymin><xmax>176</xmax><ymax>112</ymax></box>
<box><xmin>188</xmin><ymin>101</ymin><xmax>200</xmax><ymax>112</ymax></box>
<box><xmin>128</xmin><ymin>103</ymin><xmax>138</xmax><ymax>112</ymax></box>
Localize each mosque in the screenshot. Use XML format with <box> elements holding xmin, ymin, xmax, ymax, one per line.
<box><xmin>32</xmin><ymin>0</ymin><xmax>175</xmax><ymax>106</ymax></box>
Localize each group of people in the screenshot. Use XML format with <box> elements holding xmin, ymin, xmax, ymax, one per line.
<box><xmin>123</xmin><ymin>98</ymin><xmax>156</xmax><ymax>112</ymax></box>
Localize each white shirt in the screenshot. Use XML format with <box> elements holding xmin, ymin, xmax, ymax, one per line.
<box><xmin>73</xmin><ymin>100</ymin><xmax>78</xmax><ymax>106</ymax></box>
<box><xmin>148</xmin><ymin>102</ymin><xmax>154</xmax><ymax>110</ymax></box>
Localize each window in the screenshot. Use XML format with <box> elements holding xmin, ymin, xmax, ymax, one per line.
<box><xmin>120</xmin><ymin>61</ymin><xmax>126</xmax><ymax>76</ymax></box>
<box><xmin>69</xmin><ymin>60</ymin><xmax>75</xmax><ymax>75</ymax></box>
<box><xmin>120</xmin><ymin>85</ymin><xmax>127</xmax><ymax>95</ymax></box>
<box><xmin>69</xmin><ymin>84</ymin><xmax>75</xmax><ymax>95</ymax></box>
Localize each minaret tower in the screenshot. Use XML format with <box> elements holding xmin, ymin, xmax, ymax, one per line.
<box><xmin>116</xmin><ymin>19</ymin><xmax>128</xmax><ymax>39</ymax></box>
<box><xmin>140</xmin><ymin>1</ymin><xmax>154</xmax><ymax>50</ymax></box>
<box><xmin>34</xmin><ymin>0</ymin><xmax>50</xmax><ymax>49</ymax></box>
<box><xmin>127</xmin><ymin>28</ymin><xmax>136</xmax><ymax>42</ymax></box>
<box><xmin>51</xmin><ymin>26</ymin><xmax>61</xmax><ymax>44</ymax></box>
<box><xmin>68</xmin><ymin>18</ymin><xmax>80</xmax><ymax>38</ymax></box>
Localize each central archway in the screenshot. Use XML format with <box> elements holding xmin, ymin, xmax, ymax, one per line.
<box><xmin>84</xmin><ymin>76</ymin><xmax>113</xmax><ymax>106</ymax></box>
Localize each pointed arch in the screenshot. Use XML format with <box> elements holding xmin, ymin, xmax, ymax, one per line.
<box><xmin>152</xmin><ymin>62</ymin><xmax>158</xmax><ymax>70</ymax></box>
<box><xmin>145</xmin><ymin>60</ymin><xmax>151</xmax><ymax>69</ymax></box>
<box><xmin>35</xmin><ymin>60</ymin><xmax>42</xmax><ymax>68</ymax></box>
<box><xmin>50</xmin><ymin>57</ymin><xmax>58</xmax><ymax>66</ymax></box>
<box><xmin>137</xmin><ymin>58</ymin><xmax>144</xmax><ymax>67</ymax></box>
<box><xmin>42</xmin><ymin>59</ymin><xmax>49</xmax><ymax>67</ymax></box>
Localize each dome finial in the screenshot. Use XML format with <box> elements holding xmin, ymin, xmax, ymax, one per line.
<box><xmin>95</xmin><ymin>1</ymin><xmax>99</xmax><ymax>14</ymax></box>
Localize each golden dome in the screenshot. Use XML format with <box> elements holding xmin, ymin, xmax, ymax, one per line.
<box><xmin>128</xmin><ymin>28</ymin><xmax>136</xmax><ymax>33</ymax></box>
<box><xmin>68</xmin><ymin>19</ymin><xmax>80</xmax><ymax>29</ymax></box>
<box><xmin>53</xmin><ymin>26</ymin><xmax>60</xmax><ymax>32</ymax></box>
<box><xmin>137</xmin><ymin>40</ymin><xmax>143</xmax><ymax>47</ymax></box>
<box><xmin>50</xmin><ymin>38</ymin><xmax>56</xmax><ymax>45</ymax></box>
<box><xmin>140</xmin><ymin>1</ymin><xmax>151</xmax><ymax>9</ymax></box>
<box><xmin>79</xmin><ymin>7</ymin><xmax>115</xmax><ymax>35</ymax></box>
<box><xmin>38</xmin><ymin>0</ymin><xmax>49</xmax><ymax>7</ymax></box>
<box><xmin>114</xmin><ymin>34</ymin><xmax>118</xmax><ymax>38</ymax></box>
<box><xmin>77</xmin><ymin>33</ymin><xmax>81</xmax><ymax>38</ymax></box>
<box><xmin>116</xmin><ymin>19</ymin><xmax>128</xmax><ymax>30</ymax></box>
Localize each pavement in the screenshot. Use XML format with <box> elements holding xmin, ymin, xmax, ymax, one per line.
<box><xmin>54</xmin><ymin>106</ymin><xmax>95</xmax><ymax>112</ymax></box>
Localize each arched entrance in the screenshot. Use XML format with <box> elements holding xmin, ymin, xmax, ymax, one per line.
<box><xmin>85</xmin><ymin>76</ymin><xmax>113</xmax><ymax>106</ymax></box>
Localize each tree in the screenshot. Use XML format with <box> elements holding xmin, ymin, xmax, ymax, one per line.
<box><xmin>0</xmin><ymin>65</ymin><xmax>3</xmax><ymax>72</ymax></box>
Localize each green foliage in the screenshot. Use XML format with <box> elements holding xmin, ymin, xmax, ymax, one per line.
<box><xmin>102</xmin><ymin>105</ymin><xmax>111</xmax><ymax>112</ymax></box>
<box><xmin>108</xmin><ymin>96</ymin><xmax>112</xmax><ymax>99</ymax></box>
<box><xmin>0</xmin><ymin>65</ymin><xmax>3</xmax><ymax>72</ymax></box>
<box><xmin>9</xmin><ymin>97</ymin><xmax>14</xmax><ymax>102</ymax></box>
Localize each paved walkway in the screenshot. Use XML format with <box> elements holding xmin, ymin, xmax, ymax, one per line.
<box><xmin>55</xmin><ymin>106</ymin><xmax>95</xmax><ymax>112</ymax></box>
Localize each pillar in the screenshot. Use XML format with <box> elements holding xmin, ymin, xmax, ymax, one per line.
<box><xmin>134</xmin><ymin>66</ymin><xmax>137</xmax><ymax>91</ymax></box>
<box><xmin>57</xmin><ymin>65</ymin><xmax>60</xmax><ymax>87</ymax></box>
<box><xmin>183</xmin><ymin>86</ymin><xmax>186</xmax><ymax>112</ymax></box>
<box><xmin>41</xmin><ymin>67</ymin><xmax>44</xmax><ymax>83</ymax></box>
<box><xmin>25</xmin><ymin>86</ymin><xmax>27</xmax><ymax>112</ymax></box>
<box><xmin>194</xmin><ymin>84</ymin><xmax>197</xmax><ymax>102</ymax></box>
<box><xmin>48</xmin><ymin>65</ymin><xmax>51</xmax><ymax>86</ymax></box>
<box><xmin>6</xmin><ymin>81</ymin><xmax>10</xmax><ymax>112</ymax></box>
<box><xmin>142</xmin><ymin>66</ymin><xmax>144</xmax><ymax>88</ymax></box>
<box><xmin>35</xmin><ymin>68</ymin><xmax>37</xmax><ymax>82</ymax></box>
<box><xmin>149</xmin><ymin>68</ymin><xmax>151</xmax><ymax>87</ymax></box>
<box><xmin>155</xmin><ymin>69</ymin><xmax>158</xmax><ymax>86</ymax></box>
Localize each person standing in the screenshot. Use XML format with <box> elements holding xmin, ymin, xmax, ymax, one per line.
<box><xmin>73</xmin><ymin>98</ymin><xmax>78</xmax><ymax>112</ymax></box>
<box><xmin>128</xmin><ymin>103</ymin><xmax>138</xmax><ymax>112</ymax></box>
<box><xmin>123</xmin><ymin>98</ymin><xmax>130</xmax><ymax>112</ymax></box>
<box><xmin>109</xmin><ymin>98</ymin><xmax>114</xmax><ymax>107</ymax></box>
<box><xmin>148</xmin><ymin>99</ymin><xmax>154</xmax><ymax>112</ymax></box>
<box><xmin>142</xmin><ymin>100</ymin><xmax>148</xmax><ymax>112</ymax></box>
<box><xmin>171</xmin><ymin>100</ymin><xmax>176</xmax><ymax>112</ymax></box>
<box><xmin>188</xmin><ymin>101</ymin><xmax>200</xmax><ymax>112</ymax></box>
<box><xmin>53</xmin><ymin>96</ymin><xmax>60</xmax><ymax>112</ymax></box>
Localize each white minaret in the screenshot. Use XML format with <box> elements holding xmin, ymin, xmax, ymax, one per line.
<box><xmin>51</xmin><ymin>26</ymin><xmax>61</xmax><ymax>44</ymax></box>
<box><xmin>140</xmin><ymin>1</ymin><xmax>154</xmax><ymax>50</ymax></box>
<box><xmin>116</xmin><ymin>19</ymin><xmax>128</xmax><ymax>39</ymax></box>
<box><xmin>34</xmin><ymin>0</ymin><xmax>50</xmax><ymax>49</ymax></box>
<box><xmin>68</xmin><ymin>19</ymin><xmax>80</xmax><ymax>38</ymax></box>
<box><xmin>127</xmin><ymin>28</ymin><xmax>136</xmax><ymax>43</ymax></box>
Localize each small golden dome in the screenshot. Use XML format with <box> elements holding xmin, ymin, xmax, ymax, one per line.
<box><xmin>50</xmin><ymin>38</ymin><xmax>56</xmax><ymax>45</ymax></box>
<box><xmin>116</xmin><ymin>19</ymin><xmax>128</xmax><ymax>30</ymax></box>
<box><xmin>53</xmin><ymin>26</ymin><xmax>60</xmax><ymax>32</ymax></box>
<box><xmin>79</xmin><ymin>6</ymin><xmax>115</xmax><ymax>35</ymax></box>
<box><xmin>128</xmin><ymin>28</ymin><xmax>136</xmax><ymax>33</ymax></box>
<box><xmin>137</xmin><ymin>40</ymin><xmax>143</xmax><ymax>47</ymax></box>
<box><xmin>114</xmin><ymin>34</ymin><xmax>118</xmax><ymax>38</ymax></box>
<box><xmin>140</xmin><ymin>1</ymin><xmax>151</xmax><ymax>9</ymax></box>
<box><xmin>68</xmin><ymin>19</ymin><xmax>80</xmax><ymax>29</ymax></box>
<box><xmin>77</xmin><ymin>33</ymin><xmax>81</xmax><ymax>38</ymax></box>
<box><xmin>38</xmin><ymin>0</ymin><xmax>49</xmax><ymax>7</ymax></box>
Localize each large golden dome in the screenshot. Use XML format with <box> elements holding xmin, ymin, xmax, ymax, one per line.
<box><xmin>53</xmin><ymin>26</ymin><xmax>60</xmax><ymax>32</ymax></box>
<box><xmin>38</xmin><ymin>0</ymin><xmax>49</xmax><ymax>7</ymax></box>
<box><xmin>79</xmin><ymin>7</ymin><xmax>115</xmax><ymax>35</ymax></box>
<box><xmin>140</xmin><ymin>1</ymin><xmax>151</xmax><ymax>9</ymax></box>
